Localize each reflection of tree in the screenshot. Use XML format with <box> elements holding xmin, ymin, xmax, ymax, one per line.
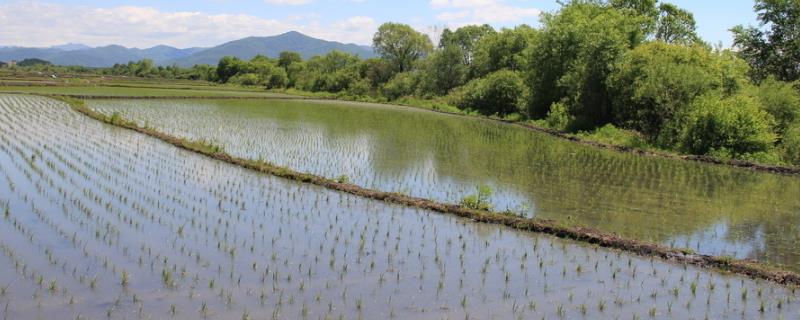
<box><xmin>133</xmin><ymin>99</ymin><xmax>800</xmax><ymax>270</ymax></box>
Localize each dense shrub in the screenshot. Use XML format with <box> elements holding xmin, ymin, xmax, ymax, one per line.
<box><xmin>527</xmin><ymin>2</ymin><xmax>648</xmax><ymax>122</ymax></box>
<box><xmin>544</xmin><ymin>102</ymin><xmax>573</xmax><ymax>131</ymax></box>
<box><xmin>782</xmin><ymin>123</ymin><xmax>800</xmax><ymax>165</ymax></box>
<box><xmin>677</xmin><ymin>94</ymin><xmax>776</xmax><ymax>157</ymax></box>
<box><xmin>608</xmin><ymin>42</ymin><xmax>749</xmax><ymax>137</ymax></box>
<box><xmin>452</xmin><ymin>70</ymin><xmax>526</xmax><ymax>116</ymax></box>
<box><xmin>264</xmin><ymin>68</ymin><xmax>288</xmax><ymax>89</ymax></box>
<box><xmin>748</xmin><ymin>77</ymin><xmax>800</xmax><ymax>135</ymax></box>
<box><xmin>227</xmin><ymin>73</ymin><xmax>260</xmax><ymax>86</ymax></box>
<box><xmin>382</xmin><ymin>72</ymin><xmax>421</xmax><ymax>100</ymax></box>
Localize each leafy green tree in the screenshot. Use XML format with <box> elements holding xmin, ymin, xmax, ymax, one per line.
<box><xmin>373</xmin><ymin>23</ymin><xmax>433</xmax><ymax>72</ymax></box>
<box><xmin>471</xmin><ymin>25</ymin><xmax>537</xmax><ymax>78</ymax></box>
<box><xmin>748</xmin><ymin>76</ymin><xmax>800</xmax><ymax>135</ymax></box>
<box><xmin>296</xmin><ymin>51</ymin><xmax>361</xmax><ymax>92</ymax></box>
<box><xmin>439</xmin><ymin>24</ymin><xmax>496</xmax><ymax>64</ymax></box>
<box><xmin>285</xmin><ymin>61</ymin><xmax>306</xmax><ymax>87</ymax></box>
<box><xmin>655</xmin><ymin>3</ymin><xmax>699</xmax><ymax>44</ymax></box>
<box><xmin>608</xmin><ymin>42</ymin><xmax>749</xmax><ymax>137</ymax></box>
<box><xmin>357</xmin><ymin>58</ymin><xmax>394</xmax><ymax>88</ymax></box>
<box><xmin>382</xmin><ymin>72</ymin><xmax>421</xmax><ymax>100</ymax></box>
<box><xmin>216</xmin><ymin>56</ymin><xmax>245</xmax><ymax>83</ymax></box>
<box><xmin>609</xmin><ymin>0</ymin><xmax>659</xmax><ymax>36</ymax></box>
<box><xmin>678</xmin><ymin>93</ymin><xmax>776</xmax><ymax>157</ymax></box>
<box><xmin>732</xmin><ymin>0</ymin><xmax>800</xmax><ymax>81</ymax></box>
<box><xmin>452</xmin><ymin>69</ymin><xmax>526</xmax><ymax>116</ymax></box>
<box><xmin>187</xmin><ymin>64</ymin><xmax>216</xmax><ymax>81</ymax></box>
<box><xmin>782</xmin><ymin>122</ymin><xmax>800</xmax><ymax>164</ymax></box>
<box><xmin>421</xmin><ymin>45</ymin><xmax>467</xmax><ymax>95</ymax></box>
<box><xmin>277</xmin><ymin>51</ymin><xmax>303</xmax><ymax>68</ymax></box>
<box><xmin>527</xmin><ymin>1</ymin><xmax>649</xmax><ymax>124</ymax></box>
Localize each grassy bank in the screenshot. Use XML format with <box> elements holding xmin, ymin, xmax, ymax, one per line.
<box><xmin>54</xmin><ymin>94</ymin><xmax>800</xmax><ymax>287</ymax></box>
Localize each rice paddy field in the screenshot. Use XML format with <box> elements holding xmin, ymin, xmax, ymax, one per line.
<box><xmin>87</xmin><ymin>98</ymin><xmax>800</xmax><ymax>272</ymax></box>
<box><xmin>0</xmin><ymin>85</ymin><xmax>290</xmax><ymax>98</ymax></box>
<box><xmin>2</xmin><ymin>93</ymin><xmax>800</xmax><ymax>319</ymax></box>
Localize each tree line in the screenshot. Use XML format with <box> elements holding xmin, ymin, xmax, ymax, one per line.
<box><xmin>205</xmin><ymin>0</ymin><xmax>800</xmax><ymax>165</ymax></box>
<box><xmin>7</xmin><ymin>0</ymin><xmax>799</xmax><ymax>165</ymax></box>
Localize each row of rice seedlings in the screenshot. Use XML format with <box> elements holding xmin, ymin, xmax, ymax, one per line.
<box><xmin>0</xmin><ymin>94</ymin><xmax>797</xmax><ymax>319</ymax></box>
<box><xmin>86</xmin><ymin>99</ymin><xmax>800</xmax><ymax>269</ymax></box>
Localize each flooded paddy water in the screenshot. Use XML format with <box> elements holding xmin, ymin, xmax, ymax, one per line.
<box><xmin>0</xmin><ymin>95</ymin><xmax>798</xmax><ymax>318</ymax></box>
<box><xmin>87</xmin><ymin>98</ymin><xmax>800</xmax><ymax>271</ymax></box>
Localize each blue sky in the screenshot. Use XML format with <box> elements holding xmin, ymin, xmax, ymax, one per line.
<box><xmin>0</xmin><ymin>0</ymin><xmax>762</xmax><ymax>48</ymax></box>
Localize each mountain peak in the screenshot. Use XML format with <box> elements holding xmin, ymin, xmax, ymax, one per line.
<box><xmin>169</xmin><ymin>32</ymin><xmax>376</xmax><ymax>67</ymax></box>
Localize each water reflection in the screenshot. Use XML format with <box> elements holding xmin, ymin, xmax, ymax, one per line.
<box><xmin>89</xmin><ymin>99</ymin><xmax>800</xmax><ymax>270</ymax></box>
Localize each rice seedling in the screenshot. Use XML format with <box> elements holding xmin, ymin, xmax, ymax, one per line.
<box><xmin>0</xmin><ymin>94</ymin><xmax>797</xmax><ymax>319</ymax></box>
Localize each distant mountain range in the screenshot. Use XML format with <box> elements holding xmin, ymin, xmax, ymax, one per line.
<box><xmin>0</xmin><ymin>31</ymin><xmax>376</xmax><ymax>68</ymax></box>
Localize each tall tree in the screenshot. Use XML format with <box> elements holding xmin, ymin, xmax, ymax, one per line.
<box><xmin>527</xmin><ymin>1</ymin><xmax>648</xmax><ymax>124</ymax></box>
<box><xmin>732</xmin><ymin>0</ymin><xmax>800</xmax><ymax>81</ymax></box>
<box><xmin>439</xmin><ymin>24</ymin><xmax>496</xmax><ymax>65</ymax></box>
<box><xmin>373</xmin><ymin>23</ymin><xmax>433</xmax><ymax>72</ymax></box>
<box><xmin>655</xmin><ymin>3</ymin><xmax>699</xmax><ymax>44</ymax></box>
<box><xmin>278</xmin><ymin>51</ymin><xmax>303</xmax><ymax>68</ymax></box>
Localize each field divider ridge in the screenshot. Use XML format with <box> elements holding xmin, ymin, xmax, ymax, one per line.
<box><xmin>49</xmin><ymin>94</ymin><xmax>800</xmax><ymax>288</ymax></box>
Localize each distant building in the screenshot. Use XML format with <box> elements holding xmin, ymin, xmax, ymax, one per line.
<box><xmin>8</xmin><ymin>60</ymin><xmax>17</xmax><ymax>67</ymax></box>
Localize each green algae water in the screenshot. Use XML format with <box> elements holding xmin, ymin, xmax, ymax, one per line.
<box><xmin>88</xmin><ymin>98</ymin><xmax>800</xmax><ymax>271</ymax></box>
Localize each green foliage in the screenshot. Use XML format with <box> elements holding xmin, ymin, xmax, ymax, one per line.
<box><xmin>421</xmin><ymin>45</ymin><xmax>467</xmax><ymax>95</ymax></box>
<box><xmin>732</xmin><ymin>0</ymin><xmax>800</xmax><ymax>81</ymax></box>
<box><xmin>373</xmin><ymin>23</ymin><xmax>433</xmax><ymax>72</ymax></box>
<box><xmin>277</xmin><ymin>51</ymin><xmax>303</xmax><ymax>68</ymax></box>
<box><xmin>782</xmin><ymin>122</ymin><xmax>800</xmax><ymax>165</ymax></box>
<box><xmin>545</xmin><ymin>101</ymin><xmax>574</xmax><ymax>131</ymax></box>
<box><xmin>471</xmin><ymin>25</ymin><xmax>537</xmax><ymax>78</ymax></box>
<box><xmin>676</xmin><ymin>94</ymin><xmax>777</xmax><ymax>157</ymax></box>
<box><xmin>452</xmin><ymin>70</ymin><xmax>526</xmax><ymax>116</ymax></box>
<box><xmin>527</xmin><ymin>1</ymin><xmax>649</xmax><ymax>122</ymax></box>
<box><xmin>382</xmin><ymin>71</ymin><xmax>421</xmax><ymax>100</ymax></box>
<box><xmin>228</xmin><ymin>73</ymin><xmax>261</xmax><ymax>86</ymax></box>
<box><xmin>460</xmin><ymin>185</ymin><xmax>493</xmax><ymax>211</ymax></box>
<box><xmin>577</xmin><ymin>124</ymin><xmax>651</xmax><ymax>150</ymax></box>
<box><xmin>17</xmin><ymin>58</ymin><xmax>52</xmax><ymax>67</ymax></box>
<box><xmin>655</xmin><ymin>3</ymin><xmax>700</xmax><ymax>44</ymax></box>
<box><xmin>216</xmin><ymin>56</ymin><xmax>246</xmax><ymax>83</ymax></box>
<box><xmin>439</xmin><ymin>24</ymin><xmax>496</xmax><ymax>66</ymax></box>
<box><xmin>294</xmin><ymin>51</ymin><xmax>361</xmax><ymax>93</ymax></box>
<box><xmin>358</xmin><ymin>58</ymin><xmax>394</xmax><ymax>88</ymax></box>
<box><xmin>608</xmin><ymin>42</ymin><xmax>749</xmax><ymax>137</ymax></box>
<box><xmin>747</xmin><ymin>77</ymin><xmax>800</xmax><ymax>135</ymax></box>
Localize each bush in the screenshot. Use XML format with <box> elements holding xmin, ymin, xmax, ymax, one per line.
<box><xmin>782</xmin><ymin>123</ymin><xmax>800</xmax><ymax>165</ymax></box>
<box><xmin>382</xmin><ymin>72</ymin><xmax>420</xmax><ymax>100</ymax></box>
<box><xmin>577</xmin><ymin>124</ymin><xmax>651</xmax><ymax>149</ymax></box>
<box><xmin>544</xmin><ymin>101</ymin><xmax>573</xmax><ymax>131</ymax></box>
<box><xmin>228</xmin><ymin>73</ymin><xmax>261</xmax><ymax>86</ymax></box>
<box><xmin>749</xmin><ymin>77</ymin><xmax>800</xmax><ymax>135</ymax></box>
<box><xmin>677</xmin><ymin>94</ymin><xmax>776</xmax><ymax>157</ymax></box>
<box><xmin>608</xmin><ymin>42</ymin><xmax>750</xmax><ymax>137</ymax></box>
<box><xmin>264</xmin><ymin>68</ymin><xmax>288</xmax><ymax>89</ymax></box>
<box><xmin>452</xmin><ymin>69</ymin><xmax>526</xmax><ymax>116</ymax></box>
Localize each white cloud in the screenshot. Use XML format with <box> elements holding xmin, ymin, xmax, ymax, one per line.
<box><xmin>430</xmin><ymin>0</ymin><xmax>541</xmax><ymax>26</ymax></box>
<box><xmin>0</xmin><ymin>1</ymin><xmax>376</xmax><ymax>48</ymax></box>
